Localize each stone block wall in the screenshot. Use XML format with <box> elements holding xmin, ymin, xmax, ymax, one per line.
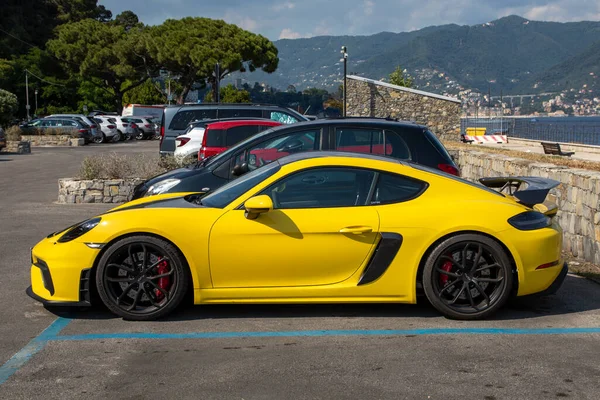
<box><xmin>346</xmin><ymin>75</ymin><xmax>461</xmax><ymax>142</ymax></box>
<box><xmin>58</xmin><ymin>178</ymin><xmax>144</xmax><ymax>204</ymax></box>
<box><xmin>0</xmin><ymin>141</ymin><xmax>31</xmax><ymax>153</ymax></box>
<box><xmin>21</xmin><ymin>135</ymin><xmax>84</xmax><ymax>147</ymax></box>
<box><xmin>453</xmin><ymin>149</ymin><xmax>600</xmax><ymax>264</ymax></box>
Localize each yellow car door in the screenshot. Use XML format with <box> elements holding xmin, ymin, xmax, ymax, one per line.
<box><xmin>208</xmin><ymin>167</ymin><xmax>381</xmax><ymax>288</ymax></box>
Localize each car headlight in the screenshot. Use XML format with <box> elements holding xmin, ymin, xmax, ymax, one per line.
<box><xmin>57</xmin><ymin>217</ymin><xmax>102</xmax><ymax>243</ymax></box>
<box><xmin>145</xmin><ymin>178</ymin><xmax>181</xmax><ymax>197</ymax></box>
<box><xmin>508</xmin><ymin>211</ymin><xmax>551</xmax><ymax>231</ymax></box>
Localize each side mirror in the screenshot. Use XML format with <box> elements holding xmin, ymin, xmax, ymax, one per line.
<box><xmin>244</xmin><ymin>195</ymin><xmax>273</xmax><ymax>220</ymax></box>
<box><xmin>232</xmin><ymin>163</ymin><xmax>249</xmax><ymax>177</ymax></box>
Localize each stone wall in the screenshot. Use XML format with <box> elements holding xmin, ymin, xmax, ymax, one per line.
<box><xmin>21</xmin><ymin>135</ymin><xmax>84</xmax><ymax>147</ymax></box>
<box><xmin>453</xmin><ymin>148</ymin><xmax>600</xmax><ymax>263</ymax></box>
<box><xmin>0</xmin><ymin>141</ymin><xmax>31</xmax><ymax>153</ymax></box>
<box><xmin>346</xmin><ymin>75</ymin><xmax>461</xmax><ymax>142</ymax></box>
<box><xmin>58</xmin><ymin>178</ymin><xmax>143</xmax><ymax>204</ymax></box>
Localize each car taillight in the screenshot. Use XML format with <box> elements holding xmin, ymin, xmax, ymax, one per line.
<box><xmin>78</xmin><ymin>129</ymin><xmax>87</xmax><ymax>133</ymax></box>
<box><xmin>122</xmin><ymin>123</ymin><xmax>129</xmax><ymax>127</ymax></box>
<box><xmin>90</xmin><ymin>124</ymin><xmax>97</xmax><ymax>128</ymax></box>
<box><xmin>198</xmin><ymin>147</ymin><xmax>205</xmax><ymax>160</ymax></box>
<box><xmin>131</xmin><ymin>123</ymin><xmax>138</xmax><ymax>129</ymax></box>
<box><xmin>107</xmin><ymin>125</ymin><xmax>116</xmax><ymax>129</ymax></box>
<box><xmin>160</xmin><ymin>125</ymin><xmax>165</xmax><ymax>146</ymax></box>
<box><xmin>438</xmin><ymin>163</ymin><xmax>460</xmax><ymax>176</ymax></box>
<box><xmin>144</xmin><ymin>124</ymin><xmax>152</xmax><ymax>128</ymax></box>
<box><xmin>177</xmin><ymin>138</ymin><xmax>190</xmax><ymax>147</ymax></box>
<box><xmin>198</xmin><ymin>131</ymin><xmax>209</xmax><ymax>160</ymax></box>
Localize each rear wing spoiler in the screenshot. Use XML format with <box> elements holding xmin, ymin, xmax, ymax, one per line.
<box><xmin>479</xmin><ymin>177</ymin><xmax>560</xmax><ymax>208</ymax></box>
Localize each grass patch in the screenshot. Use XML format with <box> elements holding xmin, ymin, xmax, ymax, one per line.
<box><xmin>79</xmin><ymin>152</ymin><xmax>182</xmax><ymax>180</ymax></box>
<box><xmin>443</xmin><ymin>141</ymin><xmax>600</xmax><ymax>172</ymax></box>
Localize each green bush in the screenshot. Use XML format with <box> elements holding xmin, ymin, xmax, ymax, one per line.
<box><xmin>0</xmin><ymin>89</ymin><xmax>18</xmax><ymax>127</ymax></box>
<box><xmin>79</xmin><ymin>152</ymin><xmax>181</xmax><ymax>180</ymax></box>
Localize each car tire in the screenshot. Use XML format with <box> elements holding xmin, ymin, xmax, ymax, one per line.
<box><xmin>136</xmin><ymin>130</ymin><xmax>145</xmax><ymax>140</ymax></box>
<box><xmin>422</xmin><ymin>233</ymin><xmax>513</xmax><ymax>320</ymax></box>
<box><xmin>114</xmin><ymin>131</ymin><xmax>123</xmax><ymax>142</ymax></box>
<box><xmin>93</xmin><ymin>134</ymin><xmax>105</xmax><ymax>144</ymax></box>
<box><xmin>96</xmin><ymin>235</ymin><xmax>190</xmax><ymax>321</ymax></box>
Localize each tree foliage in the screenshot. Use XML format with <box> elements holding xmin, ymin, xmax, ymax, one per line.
<box><xmin>146</xmin><ymin>17</ymin><xmax>278</xmax><ymax>103</ymax></box>
<box><xmin>113</xmin><ymin>10</ymin><xmax>141</xmax><ymax>31</ymax></box>
<box><xmin>204</xmin><ymin>84</ymin><xmax>251</xmax><ymax>103</ymax></box>
<box><xmin>123</xmin><ymin>79</ymin><xmax>166</xmax><ymax>105</ymax></box>
<box><xmin>388</xmin><ymin>66</ymin><xmax>413</xmax><ymax>88</ymax></box>
<box><xmin>48</xmin><ymin>18</ymin><xmax>155</xmax><ymax>112</ymax></box>
<box><xmin>0</xmin><ymin>89</ymin><xmax>18</xmax><ymax>126</ymax></box>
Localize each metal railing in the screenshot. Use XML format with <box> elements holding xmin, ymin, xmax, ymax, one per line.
<box><xmin>461</xmin><ymin>117</ymin><xmax>600</xmax><ymax>145</ymax></box>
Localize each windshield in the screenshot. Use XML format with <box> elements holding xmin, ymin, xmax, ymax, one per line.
<box><xmin>200</xmin><ymin>162</ymin><xmax>281</xmax><ymax>208</ymax></box>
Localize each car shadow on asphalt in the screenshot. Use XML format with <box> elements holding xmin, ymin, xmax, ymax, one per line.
<box><xmin>45</xmin><ymin>275</ymin><xmax>599</xmax><ymax>322</ymax></box>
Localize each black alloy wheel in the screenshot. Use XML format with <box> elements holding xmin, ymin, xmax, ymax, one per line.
<box><xmin>96</xmin><ymin>236</ymin><xmax>189</xmax><ymax>320</ymax></box>
<box><xmin>423</xmin><ymin>234</ymin><xmax>512</xmax><ymax>320</ymax></box>
<box><xmin>135</xmin><ymin>129</ymin><xmax>145</xmax><ymax>140</ymax></box>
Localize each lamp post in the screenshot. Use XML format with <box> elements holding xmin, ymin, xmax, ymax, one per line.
<box><xmin>34</xmin><ymin>89</ymin><xmax>38</xmax><ymax>116</ymax></box>
<box><xmin>340</xmin><ymin>46</ymin><xmax>347</xmax><ymax>117</ymax></box>
<box><xmin>25</xmin><ymin>70</ymin><xmax>30</xmax><ymax>121</ymax></box>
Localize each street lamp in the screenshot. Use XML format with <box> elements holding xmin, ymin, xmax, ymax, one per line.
<box><xmin>340</xmin><ymin>46</ymin><xmax>347</xmax><ymax>117</ymax></box>
<box><xmin>34</xmin><ymin>89</ymin><xmax>38</xmax><ymax>116</ymax></box>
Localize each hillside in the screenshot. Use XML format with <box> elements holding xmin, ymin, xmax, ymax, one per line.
<box><xmin>233</xmin><ymin>16</ymin><xmax>600</xmax><ymax>95</ymax></box>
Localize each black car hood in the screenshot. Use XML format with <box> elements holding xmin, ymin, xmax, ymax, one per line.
<box><xmin>143</xmin><ymin>165</ymin><xmax>208</xmax><ymax>188</ymax></box>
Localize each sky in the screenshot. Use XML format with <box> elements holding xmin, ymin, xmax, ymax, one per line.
<box><xmin>101</xmin><ymin>0</ymin><xmax>600</xmax><ymax>40</ymax></box>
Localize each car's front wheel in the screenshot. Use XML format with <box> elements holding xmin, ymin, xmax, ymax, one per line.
<box><xmin>96</xmin><ymin>235</ymin><xmax>189</xmax><ymax>320</ymax></box>
<box><xmin>422</xmin><ymin>234</ymin><xmax>513</xmax><ymax>320</ymax></box>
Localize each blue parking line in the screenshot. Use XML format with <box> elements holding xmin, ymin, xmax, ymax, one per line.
<box><xmin>51</xmin><ymin>326</ymin><xmax>600</xmax><ymax>341</ymax></box>
<box><xmin>0</xmin><ymin>317</ymin><xmax>71</xmax><ymax>386</ymax></box>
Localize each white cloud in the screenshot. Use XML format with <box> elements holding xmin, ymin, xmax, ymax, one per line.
<box><xmin>279</xmin><ymin>28</ymin><xmax>303</xmax><ymax>39</ymax></box>
<box><xmin>273</xmin><ymin>2</ymin><xmax>296</xmax><ymax>12</ymax></box>
<box><xmin>223</xmin><ymin>11</ymin><xmax>259</xmax><ymax>31</ymax></box>
<box><xmin>364</xmin><ymin>0</ymin><xmax>375</xmax><ymax>16</ymax></box>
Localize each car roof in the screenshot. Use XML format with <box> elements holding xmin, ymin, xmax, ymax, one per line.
<box><xmin>288</xmin><ymin>117</ymin><xmax>427</xmax><ymax>131</ymax></box>
<box><xmin>205</xmin><ymin>120</ymin><xmax>283</xmax><ymax>130</ymax></box>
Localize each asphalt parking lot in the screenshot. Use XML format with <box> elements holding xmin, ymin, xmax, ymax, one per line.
<box><xmin>1</xmin><ymin>142</ymin><xmax>599</xmax><ymax>399</ymax></box>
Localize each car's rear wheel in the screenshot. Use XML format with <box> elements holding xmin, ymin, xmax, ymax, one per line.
<box><xmin>93</xmin><ymin>133</ymin><xmax>105</xmax><ymax>144</ymax></box>
<box><xmin>135</xmin><ymin>130</ymin><xmax>145</xmax><ymax>140</ymax></box>
<box><xmin>423</xmin><ymin>234</ymin><xmax>512</xmax><ymax>320</ymax></box>
<box><xmin>96</xmin><ymin>235</ymin><xmax>189</xmax><ymax>320</ymax></box>
<box><xmin>113</xmin><ymin>131</ymin><xmax>123</xmax><ymax>142</ymax></box>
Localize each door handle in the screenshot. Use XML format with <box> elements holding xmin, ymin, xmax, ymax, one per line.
<box><xmin>339</xmin><ymin>226</ymin><xmax>373</xmax><ymax>235</ymax></box>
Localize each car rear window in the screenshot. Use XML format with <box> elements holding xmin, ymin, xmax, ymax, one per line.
<box><xmin>169</xmin><ymin>109</ymin><xmax>217</xmax><ymax>130</ymax></box>
<box><xmin>205</xmin><ymin>125</ymin><xmax>260</xmax><ymax>147</ymax></box>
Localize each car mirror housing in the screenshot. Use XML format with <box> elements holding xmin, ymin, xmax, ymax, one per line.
<box><xmin>232</xmin><ymin>163</ymin><xmax>249</xmax><ymax>177</ymax></box>
<box><xmin>244</xmin><ymin>195</ymin><xmax>273</xmax><ymax>220</ymax></box>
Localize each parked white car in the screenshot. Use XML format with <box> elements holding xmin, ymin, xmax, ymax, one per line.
<box><xmin>92</xmin><ymin>117</ymin><xmax>119</xmax><ymax>143</ymax></box>
<box><xmin>95</xmin><ymin>116</ymin><xmax>135</xmax><ymax>141</ymax></box>
<box><xmin>45</xmin><ymin>114</ymin><xmax>101</xmax><ymax>139</ymax></box>
<box><xmin>174</xmin><ymin>126</ymin><xmax>205</xmax><ymax>162</ymax></box>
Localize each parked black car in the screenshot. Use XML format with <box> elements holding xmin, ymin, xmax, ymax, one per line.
<box><xmin>19</xmin><ymin>118</ymin><xmax>93</xmax><ymax>143</ymax></box>
<box><xmin>133</xmin><ymin>118</ymin><xmax>459</xmax><ymax>199</ymax></box>
<box><xmin>159</xmin><ymin>103</ymin><xmax>308</xmax><ymax>156</ymax></box>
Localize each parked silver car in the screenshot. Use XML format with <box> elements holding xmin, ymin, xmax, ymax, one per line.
<box><xmin>45</xmin><ymin>114</ymin><xmax>101</xmax><ymax>140</ymax></box>
<box><xmin>92</xmin><ymin>117</ymin><xmax>119</xmax><ymax>143</ymax></box>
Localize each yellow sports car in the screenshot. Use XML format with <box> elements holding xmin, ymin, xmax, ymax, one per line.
<box><xmin>28</xmin><ymin>152</ymin><xmax>567</xmax><ymax>320</ymax></box>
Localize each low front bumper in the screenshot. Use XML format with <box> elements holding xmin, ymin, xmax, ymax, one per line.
<box><xmin>28</xmin><ymin>238</ymin><xmax>98</xmax><ymax>305</ymax></box>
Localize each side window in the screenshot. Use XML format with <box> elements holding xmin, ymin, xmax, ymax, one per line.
<box><xmin>335</xmin><ymin>128</ymin><xmax>387</xmax><ymax>155</ymax></box>
<box><xmin>218</xmin><ymin>109</ymin><xmax>262</xmax><ymax>118</ymax></box>
<box><xmin>169</xmin><ymin>109</ymin><xmax>217</xmax><ymax>130</ymax></box>
<box><xmin>370</xmin><ymin>173</ymin><xmax>426</xmax><ymax>205</ymax></box>
<box><xmin>259</xmin><ymin>168</ymin><xmax>376</xmax><ymax>209</ymax></box>
<box><xmin>269</xmin><ymin>111</ymin><xmax>299</xmax><ymax>124</ymax></box>
<box><xmin>42</xmin><ymin>119</ymin><xmax>56</xmax><ymax>127</ymax></box>
<box><xmin>234</xmin><ymin>129</ymin><xmax>319</xmax><ymax>171</ymax></box>
<box><xmin>383</xmin><ymin>130</ymin><xmax>412</xmax><ymax>160</ymax></box>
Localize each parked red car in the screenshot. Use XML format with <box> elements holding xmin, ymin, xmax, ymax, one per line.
<box><xmin>198</xmin><ymin>120</ymin><xmax>283</xmax><ymax>160</ymax></box>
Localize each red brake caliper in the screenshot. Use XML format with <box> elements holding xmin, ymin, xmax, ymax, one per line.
<box><xmin>155</xmin><ymin>258</ymin><xmax>170</xmax><ymax>300</ymax></box>
<box><xmin>439</xmin><ymin>260</ymin><xmax>453</xmax><ymax>286</ymax></box>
